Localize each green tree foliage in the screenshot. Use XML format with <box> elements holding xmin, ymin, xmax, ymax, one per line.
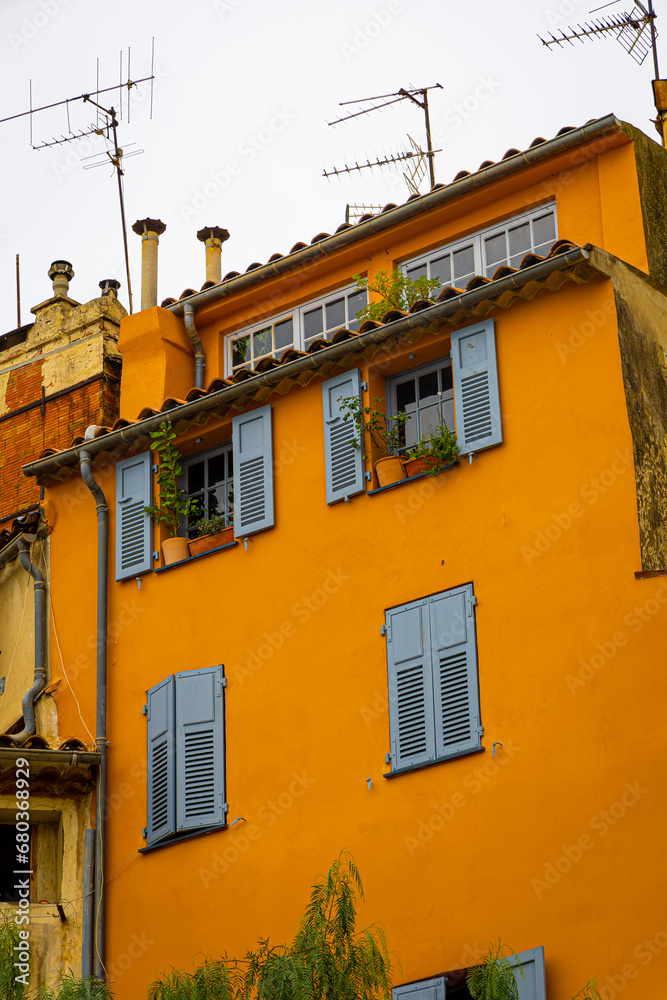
<box><xmin>466</xmin><ymin>941</ymin><xmax>522</xmax><ymax>1000</ymax></box>
<box><xmin>0</xmin><ymin>912</ymin><xmax>28</xmax><ymax>1000</ymax></box>
<box><xmin>148</xmin><ymin>852</ymin><xmax>392</xmax><ymax>1000</ymax></box>
<box><xmin>40</xmin><ymin>973</ymin><xmax>114</xmax><ymax>1000</ymax></box>
<box><xmin>144</xmin><ymin>421</ymin><xmax>198</xmax><ymax>538</ymax></box>
<box><xmin>353</xmin><ymin>270</ymin><xmax>441</xmax><ymax>323</ymax></box>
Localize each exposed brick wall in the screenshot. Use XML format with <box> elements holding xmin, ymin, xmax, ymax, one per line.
<box><xmin>5</xmin><ymin>360</ymin><xmax>44</xmax><ymax>411</ymax></box>
<box><xmin>0</xmin><ymin>360</ymin><xmax>121</xmax><ymax>526</ymax></box>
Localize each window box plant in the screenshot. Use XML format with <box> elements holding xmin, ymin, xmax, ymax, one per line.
<box><xmin>144</xmin><ymin>421</ymin><xmax>198</xmax><ymax>566</ymax></box>
<box><xmin>404</xmin><ymin>420</ymin><xmax>459</xmax><ymax>478</ymax></box>
<box><xmin>188</xmin><ymin>512</ymin><xmax>235</xmax><ymax>557</ymax></box>
<box><xmin>338</xmin><ymin>395</ymin><xmax>410</xmax><ymax>487</ymax></box>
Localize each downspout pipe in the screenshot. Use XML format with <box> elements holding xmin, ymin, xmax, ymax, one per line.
<box><xmin>79</xmin><ymin>428</ymin><xmax>108</xmax><ymax>982</ymax></box>
<box><xmin>14</xmin><ymin>537</ymin><xmax>46</xmax><ymax>744</ymax></box>
<box><xmin>183</xmin><ymin>300</ymin><xmax>205</xmax><ymax>389</ymax></box>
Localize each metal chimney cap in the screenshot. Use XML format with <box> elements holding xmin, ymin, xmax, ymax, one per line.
<box><xmin>132</xmin><ymin>218</ymin><xmax>166</xmax><ymax>237</ymax></box>
<box><xmin>48</xmin><ymin>261</ymin><xmax>74</xmax><ymax>281</ymax></box>
<box><xmin>197</xmin><ymin>226</ymin><xmax>230</xmax><ymax>243</ymax></box>
<box><xmin>99</xmin><ymin>279</ymin><xmax>121</xmax><ymax>295</ymax></box>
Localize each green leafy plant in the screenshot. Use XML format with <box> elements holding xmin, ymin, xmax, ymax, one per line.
<box><xmin>144</xmin><ymin>421</ymin><xmax>198</xmax><ymax>538</ymax></box>
<box><xmin>353</xmin><ymin>269</ymin><xmax>441</xmax><ymax>323</ymax></box>
<box><xmin>338</xmin><ymin>395</ymin><xmax>409</xmax><ymax>458</ymax></box>
<box><xmin>406</xmin><ymin>415</ymin><xmax>459</xmax><ymax>476</ymax></box>
<box><xmin>570</xmin><ymin>979</ymin><xmax>606</xmax><ymax>1000</ymax></box>
<box><xmin>40</xmin><ymin>973</ymin><xmax>114</xmax><ymax>1000</ymax></box>
<box><xmin>148</xmin><ymin>851</ymin><xmax>392</xmax><ymax>1000</ymax></box>
<box><xmin>466</xmin><ymin>941</ymin><xmax>522</xmax><ymax>1000</ymax></box>
<box><xmin>0</xmin><ymin>912</ymin><xmax>28</xmax><ymax>1000</ymax></box>
<box><xmin>194</xmin><ymin>512</ymin><xmax>233</xmax><ymax>537</ymax></box>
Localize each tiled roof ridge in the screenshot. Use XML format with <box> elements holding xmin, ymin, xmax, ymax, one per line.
<box><xmin>23</xmin><ymin>240</ymin><xmax>601</xmax><ymax>485</ymax></box>
<box><xmin>163</xmin><ymin>115</ymin><xmax>620</xmax><ymax>312</ymax></box>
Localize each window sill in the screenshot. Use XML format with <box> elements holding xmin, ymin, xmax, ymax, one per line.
<box><xmin>383</xmin><ymin>745</ymin><xmax>484</xmax><ymax>778</ymax></box>
<box><xmin>154</xmin><ymin>539</ymin><xmax>238</xmax><ymax>573</ymax></box>
<box><xmin>139</xmin><ymin>822</ymin><xmax>227</xmax><ymax>853</ymax></box>
<box><xmin>367</xmin><ymin>461</ymin><xmax>459</xmax><ymax>496</ymax></box>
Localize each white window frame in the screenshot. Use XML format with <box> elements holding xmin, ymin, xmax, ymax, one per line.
<box><xmin>225</xmin><ymin>283</ymin><xmax>368</xmax><ymax>375</ymax></box>
<box><xmin>402</xmin><ymin>202</ymin><xmax>558</xmax><ymax>287</ymax></box>
<box><xmin>181</xmin><ymin>441</ymin><xmax>234</xmax><ymax>539</ymax></box>
<box><xmin>386</xmin><ymin>356</ymin><xmax>455</xmax><ymax>456</ymax></box>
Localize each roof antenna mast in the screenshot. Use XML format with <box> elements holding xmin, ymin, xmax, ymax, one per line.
<box><xmin>323</xmin><ymin>84</ymin><xmax>443</xmax><ymax>210</ymax></box>
<box><xmin>538</xmin><ymin>2</ymin><xmax>667</xmax><ymax>143</ymax></box>
<box><xmin>0</xmin><ymin>42</ymin><xmax>156</xmax><ymax>313</ymax></box>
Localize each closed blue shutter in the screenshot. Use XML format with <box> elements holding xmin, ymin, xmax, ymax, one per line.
<box><xmin>322</xmin><ymin>369</ymin><xmax>365</xmax><ymax>504</ymax></box>
<box><xmin>451</xmin><ymin>319</ymin><xmax>502</xmax><ymax>455</ymax></box>
<box><xmin>146</xmin><ymin>675</ymin><xmax>176</xmax><ymax>846</ymax></box>
<box><xmin>429</xmin><ymin>585</ymin><xmax>482</xmax><ymax>760</ymax></box>
<box><xmin>115</xmin><ymin>452</ymin><xmax>152</xmax><ymax>581</ymax></box>
<box><xmin>509</xmin><ymin>947</ymin><xmax>546</xmax><ymax>1000</ymax></box>
<box><xmin>386</xmin><ymin>600</ymin><xmax>437</xmax><ymax>772</ymax></box>
<box><xmin>393</xmin><ymin>978</ymin><xmax>446</xmax><ymax>1000</ymax></box>
<box><xmin>232</xmin><ymin>405</ymin><xmax>274</xmax><ymax>535</ymax></box>
<box><xmin>175</xmin><ymin>665</ymin><xmax>225</xmax><ymax>833</ymax></box>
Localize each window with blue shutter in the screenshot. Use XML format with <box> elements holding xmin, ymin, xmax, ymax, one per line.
<box><xmin>232</xmin><ymin>405</ymin><xmax>274</xmax><ymax>536</ymax></box>
<box><xmin>115</xmin><ymin>452</ymin><xmax>152</xmax><ymax>580</ymax></box>
<box><xmin>146</xmin><ymin>665</ymin><xmax>226</xmax><ymax>848</ymax></box>
<box><xmin>322</xmin><ymin>369</ymin><xmax>366</xmax><ymax>504</ymax></box>
<box><xmin>393</xmin><ymin>978</ymin><xmax>446</xmax><ymax>1000</ymax></box>
<box><xmin>391</xmin><ymin>947</ymin><xmax>545</xmax><ymax>1000</ymax></box>
<box><xmin>451</xmin><ymin>319</ymin><xmax>502</xmax><ymax>455</ymax></box>
<box><xmin>385</xmin><ymin>583</ymin><xmax>481</xmax><ymax>775</ymax></box>
<box><xmin>509</xmin><ymin>947</ymin><xmax>546</xmax><ymax>1000</ymax></box>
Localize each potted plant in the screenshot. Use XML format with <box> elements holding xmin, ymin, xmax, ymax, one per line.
<box><xmin>188</xmin><ymin>512</ymin><xmax>235</xmax><ymax>557</ymax></box>
<box><xmin>338</xmin><ymin>394</ymin><xmax>410</xmax><ymax>487</ymax></box>
<box><xmin>144</xmin><ymin>421</ymin><xmax>198</xmax><ymax>566</ymax></box>
<box><xmin>352</xmin><ymin>268</ymin><xmax>441</xmax><ymax>322</ymax></box>
<box><xmin>404</xmin><ymin>419</ymin><xmax>459</xmax><ymax>478</ymax></box>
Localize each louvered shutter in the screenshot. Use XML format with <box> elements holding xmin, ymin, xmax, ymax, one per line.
<box><xmin>175</xmin><ymin>665</ymin><xmax>225</xmax><ymax>833</ymax></box>
<box><xmin>429</xmin><ymin>584</ymin><xmax>482</xmax><ymax>760</ymax></box>
<box><xmin>146</xmin><ymin>675</ymin><xmax>176</xmax><ymax>847</ymax></box>
<box><xmin>451</xmin><ymin>319</ymin><xmax>502</xmax><ymax>455</ymax></box>
<box><xmin>386</xmin><ymin>600</ymin><xmax>437</xmax><ymax>771</ymax></box>
<box><xmin>322</xmin><ymin>369</ymin><xmax>365</xmax><ymax>504</ymax></box>
<box><xmin>232</xmin><ymin>406</ymin><xmax>274</xmax><ymax>535</ymax></box>
<box><xmin>392</xmin><ymin>978</ymin><xmax>446</xmax><ymax>1000</ymax></box>
<box><xmin>115</xmin><ymin>452</ymin><xmax>152</xmax><ymax>581</ymax></box>
<box><xmin>508</xmin><ymin>947</ymin><xmax>546</xmax><ymax>1000</ymax></box>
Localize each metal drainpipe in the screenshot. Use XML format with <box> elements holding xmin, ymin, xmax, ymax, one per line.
<box><xmin>183</xmin><ymin>301</ymin><xmax>205</xmax><ymax>389</ymax></box>
<box><xmin>14</xmin><ymin>536</ymin><xmax>46</xmax><ymax>744</ymax></box>
<box><xmin>79</xmin><ymin>428</ymin><xmax>108</xmax><ymax>982</ymax></box>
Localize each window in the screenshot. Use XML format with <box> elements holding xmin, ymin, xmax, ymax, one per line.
<box><xmin>387</xmin><ymin>359</ymin><xmax>455</xmax><ymax>456</ymax></box>
<box><xmin>182</xmin><ymin>443</ymin><xmax>234</xmax><ymax>538</ymax></box>
<box><xmin>227</xmin><ymin>285</ymin><xmax>368</xmax><ymax>374</ymax></box>
<box><xmin>384</xmin><ymin>583</ymin><xmax>481</xmax><ymax>774</ymax></box>
<box><xmin>404</xmin><ymin>204</ymin><xmax>557</xmax><ymax>288</ymax></box>
<box><xmin>0</xmin><ymin>814</ymin><xmax>61</xmax><ymax>903</ymax></box>
<box><xmin>392</xmin><ymin>949</ymin><xmax>546</xmax><ymax>1000</ymax></box>
<box><xmin>146</xmin><ymin>665</ymin><xmax>226</xmax><ymax>848</ymax></box>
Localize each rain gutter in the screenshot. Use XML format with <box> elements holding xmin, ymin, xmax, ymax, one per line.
<box><xmin>167</xmin><ymin>116</ymin><xmax>620</xmax><ymax>318</ymax></box>
<box><xmin>23</xmin><ymin>244</ymin><xmax>594</xmax><ymax>483</ymax></box>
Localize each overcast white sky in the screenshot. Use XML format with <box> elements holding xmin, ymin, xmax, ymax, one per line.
<box><xmin>0</xmin><ymin>0</ymin><xmax>660</xmax><ymax>334</ymax></box>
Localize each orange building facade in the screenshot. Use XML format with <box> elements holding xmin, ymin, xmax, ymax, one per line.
<box><xmin>20</xmin><ymin>115</ymin><xmax>667</xmax><ymax>998</ymax></box>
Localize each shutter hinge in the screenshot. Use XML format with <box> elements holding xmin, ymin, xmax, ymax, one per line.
<box><xmin>152</xmin><ymin>464</ymin><xmax>158</xmax><ymax>474</ymax></box>
<box><xmin>385</xmin><ymin>752</ymin><xmax>392</xmax><ymax>765</ymax></box>
<box><xmin>381</xmin><ymin>624</ymin><xmax>390</xmax><ymax>639</ymax></box>
<box><xmin>361</xmin><ymin>381</ymin><xmax>368</xmax><ymax>391</ymax></box>
<box><xmin>142</xmin><ymin>827</ymin><xmax>147</xmax><ymax>839</ymax></box>
<box><xmin>142</xmin><ymin>705</ymin><xmax>148</xmax><ymax>715</ymax></box>
<box><xmin>221</xmin><ymin>676</ymin><xmax>227</xmax><ymax>687</ymax></box>
<box><xmin>449</xmin><ymin>349</ymin><xmax>453</xmax><ymax>359</ymax></box>
<box><xmin>222</xmin><ymin>802</ymin><xmax>229</xmax><ymax>815</ymax></box>
<box><xmin>364</xmin><ymin>471</ymin><xmax>372</xmax><ymax>481</ymax></box>
<box><xmin>153</xmin><ymin>551</ymin><xmax>159</xmax><ymax>561</ymax></box>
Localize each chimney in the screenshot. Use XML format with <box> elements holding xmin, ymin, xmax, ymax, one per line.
<box><xmin>132</xmin><ymin>218</ymin><xmax>166</xmax><ymax>310</ymax></box>
<box><xmin>196</xmin><ymin>226</ymin><xmax>230</xmax><ymax>285</ymax></box>
<box><xmin>99</xmin><ymin>279</ymin><xmax>121</xmax><ymax>299</ymax></box>
<box><xmin>48</xmin><ymin>260</ymin><xmax>74</xmax><ymax>298</ymax></box>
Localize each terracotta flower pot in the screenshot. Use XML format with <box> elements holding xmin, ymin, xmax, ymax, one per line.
<box><xmin>404</xmin><ymin>456</ymin><xmax>456</xmax><ymax>478</ymax></box>
<box><xmin>374</xmin><ymin>455</ymin><xmax>406</xmax><ymax>487</ymax></box>
<box><xmin>188</xmin><ymin>526</ymin><xmax>235</xmax><ymax>557</ymax></box>
<box><xmin>161</xmin><ymin>536</ymin><xmax>190</xmax><ymax>566</ymax></box>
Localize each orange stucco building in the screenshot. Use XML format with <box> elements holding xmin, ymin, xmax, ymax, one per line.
<box><xmin>18</xmin><ymin>114</ymin><xmax>667</xmax><ymax>998</ymax></box>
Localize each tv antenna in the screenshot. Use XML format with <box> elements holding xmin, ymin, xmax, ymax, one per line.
<box><xmin>323</xmin><ymin>84</ymin><xmax>443</xmax><ymax>193</ymax></box>
<box><xmin>0</xmin><ymin>42</ymin><xmax>156</xmax><ymax>313</ymax></box>
<box><xmin>538</xmin><ymin>1</ymin><xmax>667</xmax><ymax>142</ymax></box>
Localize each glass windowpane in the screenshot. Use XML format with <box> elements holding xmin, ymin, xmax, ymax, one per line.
<box><xmin>396</xmin><ymin>379</ymin><xmax>417</xmax><ymax>413</ymax></box>
<box><xmin>440</xmin><ymin>365</ymin><xmax>453</xmax><ymax>392</ymax></box>
<box><xmin>485</xmin><ymin>233</ymin><xmax>506</xmax><ymax>267</ymax></box>
<box><xmin>430</xmin><ymin>254</ymin><xmax>451</xmax><ymax>287</ymax></box>
<box><xmin>208</xmin><ymin>453</ymin><xmax>225</xmax><ymax>485</ymax></box>
<box><xmin>508</xmin><ymin>222</ymin><xmax>531</xmax><ymax>258</ymax></box>
<box><xmin>532</xmin><ymin>211</ymin><xmax>556</xmax><ymax>250</ymax></box>
<box><xmin>187</xmin><ymin>461</ymin><xmax>205</xmax><ymax>493</ymax></box>
<box><xmin>325</xmin><ymin>297</ymin><xmax>345</xmax><ymax>332</ymax></box>
<box><xmin>274</xmin><ymin>317</ymin><xmax>293</xmax><ymax>350</ymax></box>
<box><xmin>453</xmin><ymin>245</ymin><xmax>474</xmax><ymax>282</ymax></box>
<box><xmin>253</xmin><ymin>327</ymin><xmax>272</xmax><ymax>358</ymax></box>
<box><xmin>441</xmin><ymin>398</ymin><xmax>455</xmax><ymax>433</ymax></box>
<box><xmin>232</xmin><ymin>335</ymin><xmax>250</xmax><ymax>367</ymax></box>
<box><xmin>406</xmin><ymin>264</ymin><xmax>427</xmax><ymax>281</ymax></box>
<box><xmin>304</xmin><ymin>307</ymin><xmax>323</xmax><ymax>341</ymax></box>
<box><xmin>421</xmin><ymin>404</ymin><xmax>441</xmax><ymax>435</ymax></box>
<box><xmin>418</xmin><ymin>371</ymin><xmax>439</xmax><ymax>404</ymax></box>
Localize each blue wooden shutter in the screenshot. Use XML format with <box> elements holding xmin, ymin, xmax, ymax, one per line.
<box><xmin>175</xmin><ymin>665</ymin><xmax>225</xmax><ymax>833</ymax></box>
<box><xmin>386</xmin><ymin>600</ymin><xmax>436</xmax><ymax>772</ymax></box>
<box><xmin>115</xmin><ymin>452</ymin><xmax>152</xmax><ymax>581</ymax></box>
<box><xmin>232</xmin><ymin>405</ymin><xmax>274</xmax><ymax>535</ymax></box>
<box><xmin>451</xmin><ymin>319</ymin><xmax>502</xmax><ymax>455</ymax></box>
<box><xmin>392</xmin><ymin>978</ymin><xmax>446</xmax><ymax>1000</ymax></box>
<box><xmin>322</xmin><ymin>369</ymin><xmax>365</xmax><ymax>504</ymax></box>
<box><xmin>429</xmin><ymin>584</ymin><xmax>482</xmax><ymax>760</ymax></box>
<box><xmin>508</xmin><ymin>947</ymin><xmax>546</xmax><ymax>1000</ymax></box>
<box><xmin>146</xmin><ymin>675</ymin><xmax>176</xmax><ymax>847</ymax></box>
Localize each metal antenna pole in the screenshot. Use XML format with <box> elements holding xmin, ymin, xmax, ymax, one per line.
<box><xmin>110</xmin><ymin>109</ymin><xmax>133</xmax><ymax>313</ymax></box>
